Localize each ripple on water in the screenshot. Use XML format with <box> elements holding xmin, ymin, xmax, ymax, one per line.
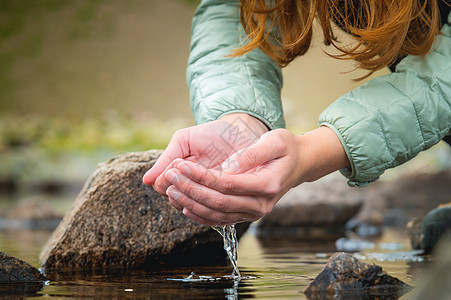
<box><xmin>167</xmin><ymin>271</ymin><xmax>256</xmax><ymax>282</ymax></box>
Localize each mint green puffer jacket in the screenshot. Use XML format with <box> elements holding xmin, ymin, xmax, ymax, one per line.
<box><xmin>186</xmin><ymin>0</ymin><xmax>451</xmax><ymax>187</ymax></box>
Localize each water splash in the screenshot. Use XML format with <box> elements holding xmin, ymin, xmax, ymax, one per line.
<box><xmin>212</xmin><ymin>224</ymin><xmax>241</xmax><ymax>280</ymax></box>
<box><xmin>167</xmin><ymin>272</ymin><xmax>220</xmax><ymax>282</ymax></box>
<box><xmin>167</xmin><ymin>271</ymin><xmax>254</xmax><ymax>282</ymax></box>
<box><xmin>167</xmin><ymin>225</ymin><xmax>244</xmax><ymax>284</ymax></box>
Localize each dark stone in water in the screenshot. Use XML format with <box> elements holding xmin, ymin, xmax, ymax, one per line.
<box><xmin>406</xmin><ymin>203</ymin><xmax>451</xmax><ymax>253</ymax></box>
<box><xmin>304</xmin><ymin>252</ymin><xmax>412</xmax><ymax>300</ymax></box>
<box><xmin>39</xmin><ymin>150</ymin><xmax>248</xmax><ymax>270</ymax></box>
<box><xmin>421</xmin><ymin>205</ymin><xmax>451</xmax><ymax>254</ymax></box>
<box><xmin>0</xmin><ymin>252</ymin><xmax>46</xmax><ymax>296</ymax></box>
<box><xmin>0</xmin><ymin>252</ymin><xmax>47</xmax><ymax>282</ymax></box>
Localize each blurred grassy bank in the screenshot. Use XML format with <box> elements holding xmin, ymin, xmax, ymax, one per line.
<box><xmin>0</xmin><ymin>115</ymin><xmax>188</xmax><ymax>187</ymax></box>
<box><xmin>0</xmin><ymin>0</ymin><xmax>199</xmax><ymax>193</ymax></box>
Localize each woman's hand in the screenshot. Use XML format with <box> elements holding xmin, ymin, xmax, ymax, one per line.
<box><xmin>163</xmin><ymin>127</ymin><xmax>349</xmax><ymax>225</ymax></box>
<box><xmin>142</xmin><ymin>113</ymin><xmax>268</xmax><ymax>196</ymax></box>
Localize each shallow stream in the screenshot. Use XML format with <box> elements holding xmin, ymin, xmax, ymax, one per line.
<box><xmin>0</xmin><ymin>226</ymin><xmax>431</xmax><ymax>299</ymax></box>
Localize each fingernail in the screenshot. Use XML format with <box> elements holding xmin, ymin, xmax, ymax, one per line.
<box><xmin>178</xmin><ymin>163</ymin><xmax>190</xmax><ymax>175</ymax></box>
<box><xmin>222</xmin><ymin>159</ymin><xmax>239</xmax><ymax>174</ymax></box>
<box><xmin>142</xmin><ymin>169</ymin><xmax>153</xmax><ymax>183</ymax></box>
<box><xmin>165</xmin><ymin>169</ymin><xmax>178</xmax><ymax>184</ymax></box>
<box><xmin>167</xmin><ymin>187</ymin><xmax>181</xmax><ymax>201</ymax></box>
<box><xmin>182</xmin><ymin>208</ymin><xmax>192</xmax><ymax>217</ymax></box>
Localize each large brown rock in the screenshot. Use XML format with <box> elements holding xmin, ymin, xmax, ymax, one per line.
<box><xmin>304</xmin><ymin>252</ymin><xmax>411</xmax><ymax>299</ymax></box>
<box><xmin>39</xmin><ymin>150</ymin><xmax>247</xmax><ymax>270</ymax></box>
<box><xmin>257</xmin><ymin>174</ymin><xmax>363</xmax><ymax>239</ymax></box>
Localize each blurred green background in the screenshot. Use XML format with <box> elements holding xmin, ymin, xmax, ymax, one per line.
<box><xmin>0</xmin><ymin>0</ymin><xmax>198</xmax><ymax>205</ymax></box>
<box><xmin>1</xmin><ymin>0</ymin><xmax>448</xmax><ymax>212</ymax></box>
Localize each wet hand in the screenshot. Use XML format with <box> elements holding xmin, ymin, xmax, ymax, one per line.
<box><xmin>142</xmin><ymin>113</ymin><xmax>268</xmax><ymax>196</ymax></box>
<box><xmin>164</xmin><ymin>129</ymin><xmax>304</xmax><ymax>225</ymax></box>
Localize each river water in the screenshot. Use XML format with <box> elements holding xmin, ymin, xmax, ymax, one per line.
<box><xmin>0</xmin><ymin>226</ymin><xmax>431</xmax><ymax>299</ymax></box>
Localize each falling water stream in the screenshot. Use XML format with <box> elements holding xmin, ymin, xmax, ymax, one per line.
<box><xmin>166</xmin><ymin>224</ymin><xmax>244</xmax><ymax>285</ymax></box>
<box><xmin>211</xmin><ymin>224</ymin><xmax>241</xmax><ymax>280</ymax></box>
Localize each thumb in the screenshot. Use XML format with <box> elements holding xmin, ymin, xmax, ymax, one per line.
<box><xmin>143</xmin><ymin>130</ymin><xmax>189</xmax><ymax>185</ymax></box>
<box><xmin>221</xmin><ymin>132</ymin><xmax>281</xmax><ymax>174</ymax></box>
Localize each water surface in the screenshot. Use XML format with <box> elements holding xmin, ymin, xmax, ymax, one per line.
<box><xmin>0</xmin><ymin>227</ymin><xmax>430</xmax><ymax>299</ymax></box>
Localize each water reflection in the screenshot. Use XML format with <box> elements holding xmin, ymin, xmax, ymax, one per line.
<box><xmin>0</xmin><ymin>282</ymin><xmax>46</xmax><ymax>297</ymax></box>
<box><xmin>41</xmin><ymin>266</ymin><xmax>257</xmax><ymax>299</ymax></box>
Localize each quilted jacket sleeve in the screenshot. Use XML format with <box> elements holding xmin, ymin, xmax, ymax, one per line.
<box><xmin>319</xmin><ymin>13</ymin><xmax>451</xmax><ymax>187</ymax></box>
<box><xmin>186</xmin><ymin>0</ymin><xmax>285</xmax><ymax>129</ymax></box>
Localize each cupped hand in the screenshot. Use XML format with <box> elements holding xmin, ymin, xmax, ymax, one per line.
<box><xmin>163</xmin><ymin>129</ymin><xmax>304</xmax><ymax>225</ymax></box>
<box><xmin>163</xmin><ymin>127</ymin><xmax>349</xmax><ymax>225</ymax></box>
<box><xmin>142</xmin><ymin>113</ymin><xmax>268</xmax><ymax>196</ymax></box>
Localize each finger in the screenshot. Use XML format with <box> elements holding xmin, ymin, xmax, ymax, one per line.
<box><xmin>176</xmin><ymin>160</ymin><xmax>280</xmax><ymax>197</ymax></box>
<box><xmin>221</xmin><ymin>131</ymin><xmax>284</xmax><ymax>174</ymax></box>
<box><xmin>177</xmin><ymin>192</ymin><xmax>258</xmax><ymax>224</ymax></box>
<box><xmin>143</xmin><ymin>129</ymin><xmax>190</xmax><ymax>185</ymax></box>
<box><xmin>166</xmin><ymin>185</ymin><xmax>184</xmax><ymax>211</ymax></box>
<box><xmin>165</xmin><ymin>168</ymin><xmax>264</xmax><ymax>215</ymax></box>
<box><xmin>153</xmin><ymin>158</ymin><xmax>184</xmax><ymax>195</ymax></box>
<box><xmin>166</xmin><ymin>187</ymin><xmax>258</xmax><ymax>225</ymax></box>
<box><xmin>182</xmin><ymin>209</ymin><xmax>222</xmax><ymax>226</ymax></box>
<box><xmin>179</xmin><ymin>195</ymin><xmax>258</xmax><ymax>225</ymax></box>
<box><xmin>183</xmin><ymin>208</ymin><xmax>252</xmax><ymax>226</ymax></box>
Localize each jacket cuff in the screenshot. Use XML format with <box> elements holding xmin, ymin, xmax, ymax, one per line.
<box><xmin>319</xmin><ymin>122</ymin><xmax>379</xmax><ymax>187</ymax></box>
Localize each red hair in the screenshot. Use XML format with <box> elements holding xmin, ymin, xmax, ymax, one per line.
<box><xmin>233</xmin><ymin>0</ymin><xmax>441</xmax><ymax>79</ymax></box>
